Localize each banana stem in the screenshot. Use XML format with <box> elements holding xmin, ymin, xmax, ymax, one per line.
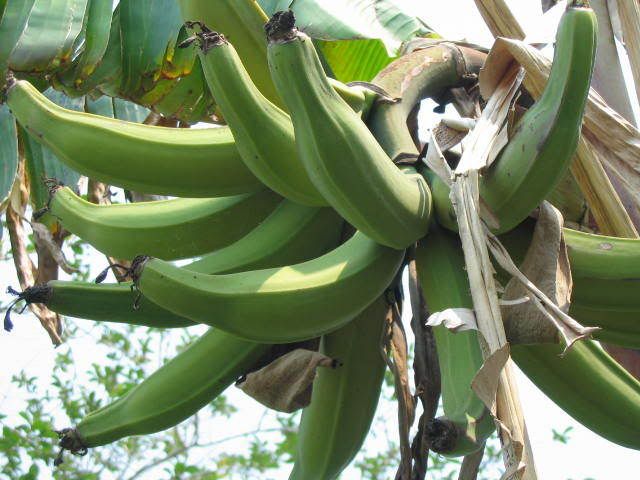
<box><xmin>368</xmin><ymin>44</ymin><xmax>485</xmax><ymax>162</ymax></box>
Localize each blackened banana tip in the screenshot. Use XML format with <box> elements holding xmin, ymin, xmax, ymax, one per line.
<box><xmin>265</xmin><ymin>10</ymin><xmax>297</xmax><ymax>42</ymax></box>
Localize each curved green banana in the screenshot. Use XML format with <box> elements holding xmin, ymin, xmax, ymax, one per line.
<box><xmin>187</xmin><ymin>200</ymin><xmax>343</xmax><ymax>274</ymax></box>
<box><xmin>132</xmin><ymin>231</ymin><xmax>405</xmax><ymax>343</ymax></box>
<box><xmin>57</xmin><ymin>328</ymin><xmax>271</xmax><ymax>451</ymax></box>
<box><xmin>430</xmin><ymin>4</ymin><xmax>597</xmax><ymax>235</ymax></box>
<box><xmin>289</xmin><ymin>296</ymin><xmax>387</xmax><ymax>480</ymax></box>
<box><xmin>415</xmin><ymin>224</ymin><xmax>495</xmax><ymax>456</ymax></box>
<box><xmin>194</xmin><ymin>30</ymin><xmax>325</xmax><ymax>206</ymax></box>
<box><xmin>512</xmin><ymin>340</ymin><xmax>640</xmax><ymax>450</ymax></box>
<box><xmin>266</xmin><ymin>12</ymin><xmax>432</xmax><ymax>249</ymax></box>
<box><xmin>46</xmin><ymin>185</ymin><xmax>281</xmax><ymax>260</ymax></box>
<box><xmin>479</xmin><ymin>3</ymin><xmax>596</xmax><ymax>233</ymax></box>
<box><xmin>5</xmin><ymin>79</ymin><xmax>263</xmax><ymax>197</ymax></box>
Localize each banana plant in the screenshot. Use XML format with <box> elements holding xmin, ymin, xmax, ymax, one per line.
<box><xmin>1</xmin><ymin>1</ymin><xmax>640</xmax><ymax>479</ymax></box>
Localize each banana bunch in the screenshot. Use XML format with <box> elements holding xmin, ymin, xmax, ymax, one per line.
<box><xmin>5</xmin><ymin>0</ymin><xmax>640</xmax><ymax>475</ymax></box>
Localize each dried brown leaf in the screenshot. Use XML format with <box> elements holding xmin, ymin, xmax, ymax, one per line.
<box><xmin>236</xmin><ymin>348</ymin><xmax>333</xmax><ymax>413</ymax></box>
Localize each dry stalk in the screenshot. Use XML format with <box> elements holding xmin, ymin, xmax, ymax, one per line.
<box><xmin>613</xmin><ymin>0</ymin><xmax>640</xmax><ymax>109</ymax></box>
<box><xmin>381</xmin><ymin>296</ymin><xmax>415</xmax><ymax>480</ymax></box>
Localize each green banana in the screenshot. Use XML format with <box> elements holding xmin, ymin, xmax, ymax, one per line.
<box><xmin>187</xmin><ymin>200</ymin><xmax>343</xmax><ymax>274</ymax></box>
<box><xmin>5</xmin><ymin>79</ymin><xmax>263</xmax><ymax>197</ymax></box>
<box><xmin>497</xmin><ymin>218</ymin><xmax>640</xmax><ymax>348</ymax></box>
<box><xmin>266</xmin><ymin>12</ymin><xmax>432</xmax><ymax>249</ymax></box>
<box><xmin>17</xmin><ymin>281</ymin><xmax>195</xmax><ymax>328</ymax></box>
<box><xmin>45</xmin><ymin>185</ymin><xmax>280</xmax><ymax>260</ymax></box>
<box><xmin>289</xmin><ymin>296</ymin><xmax>387</xmax><ymax>480</ymax></box>
<box><xmin>430</xmin><ymin>4</ymin><xmax>597</xmax><ymax>235</ymax></box>
<box><xmin>512</xmin><ymin>340</ymin><xmax>640</xmax><ymax>450</ymax></box>
<box><xmin>415</xmin><ymin>224</ymin><xmax>495</xmax><ymax>456</ymax></box>
<box><xmin>193</xmin><ymin>29</ymin><xmax>325</xmax><ymax>206</ymax></box>
<box><xmin>57</xmin><ymin>328</ymin><xmax>271</xmax><ymax>451</ymax></box>
<box><xmin>132</xmin><ymin>231</ymin><xmax>405</xmax><ymax>343</ymax></box>
<box><xmin>479</xmin><ymin>3</ymin><xmax>596</xmax><ymax>234</ymax></box>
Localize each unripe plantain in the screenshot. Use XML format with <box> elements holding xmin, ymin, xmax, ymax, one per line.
<box><xmin>132</xmin><ymin>231</ymin><xmax>405</xmax><ymax>343</ymax></box>
<box><xmin>480</xmin><ymin>3</ymin><xmax>597</xmax><ymax>233</ymax></box>
<box><xmin>19</xmin><ymin>201</ymin><xmax>343</xmax><ymax>329</ymax></box>
<box><xmin>5</xmin><ymin>79</ymin><xmax>263</xmax><ymax>197</ymax></box>
<box><xmin>416</xmin><ymin>224</ymin><xmax>495</xmax><ymax>456</ymax></box>
<box><xmin>512</xmin><ymin>340</ymin><xmax>640</xmax><ymax>450</ymax></box>
<box><xmin>289</xmin><ymin>296</ymin><xmax>387</xmax><ymax>480</ymax></box>
<box><xmin>193</xmin><ymin>29</ymin><xmax>325</xmax><ymax>206</ymax></box>
<box><xmin>57</xmin><ymin>328</ymin><xmax>271</xmax><ymax>452</ymax></box>
<box><xmin>45</xmin><ymin>185</ymin><xmax>280</xmax><ymax>260</ymax></box>
<box><xmin>429</xmin><ymin>4</ymin><xmax>597</xmax><ymax>234</ymax></box>
<box><xmin>266</xmin><ymin>11</ymin><xmax>432</xmax><ymax>249</ymax></box>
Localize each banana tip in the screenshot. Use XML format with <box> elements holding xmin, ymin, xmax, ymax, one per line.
<box><xmin>425</xmin><ymin>418</ymin><xmax>459</xmax><ymax>453</ymax></box>
<box><xmin>1</xmin><ymin>71</ymin><xmax>16</xmax><ymax>103</ymax></box>
<box><xmin>130</xmin><ymin>255</ymin><xmax>151</xmax><ymax>284</ymax></box>
<box><xmin>181</xmin><ymin>21</ymin><xmax>227</xmax><ymax>53</ymax></box>
<box><xmin>265</xmin><ymin>10</ymin><xmax>298</xmax><ymax>43</ymax></box>
<box><xmin>55</xmin><ymin>427</ymin><xmax>88</xmax><ymax>465</ymax></box>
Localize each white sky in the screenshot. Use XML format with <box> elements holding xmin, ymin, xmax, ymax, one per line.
<box><xmin>2</xmin><ymin>0</ymin><xmax>640</xmax><ymax>479</ymax></box>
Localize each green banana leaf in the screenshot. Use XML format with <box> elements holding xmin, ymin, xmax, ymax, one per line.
<box><xmin>118</xmin><ymin>0</ymin><xmax>183</xmax><ymax>98</ymax></box>
<box><xmin>258</xmin><ymin>0</ymin><xmax>432</xmax><ymax>81</ymax></box>
<box><xmin>85</xmin><ymin>94</ymin><xmax>150</xmax><ymax>123</ymax></box>
<box><xmin>22</xmin><ymin>89</ymin><xmax>84</xmax><ymax>211</ymax></box>
<box><xmin>1</xmin><ymin>0</ymin><xmax>430</xmax><ymax>116</ymax></box>
<box><xmin>0</xmin><ymin>104</ymin><xmax>18</xmax><ymax>210</ymax></box>
<box><xmin>4</xmin><ymin>0</ymin><xmax>89</xmax><ymax>73</ymax></box>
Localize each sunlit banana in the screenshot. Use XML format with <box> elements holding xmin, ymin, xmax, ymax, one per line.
<box><xmin>416</xmin><ymin>224</ymin><xmax>495</xmax><ymax>456</ymax></box>
<box><xmin>187</xmin><ymin>200</ymin><xmax>343</xmax><ymax>274</ymax></box>
<box><xmin>289</xmin><ymin>296</ymin><xmax>387</xmax><ymax>480</ymax></box>
<box><xmin>512</xmin><ymin>340</ymin><xmax>640</xmax><ymax>450</ymax></box>
<box><xmin>429</xmin><ymin>4</ymin><xmax>596</xmax><ymax>234</ymax></box>
<box><xmin>131</xmin><ymin>231</ymin><xmax>405</xmax><ymax>343</ymax></box>
<box><xmin>479</xmin><ymin>2</ymin><xmax>597</xmax><ymax>233</ymax></box>
<box><xmin>44</xmin><ymin>185</ymin><xmax>280</xmax><ymax>260</ymax></box>
<box><xmin>57</xmin><ymin>328</ymin><xmax>271</xmax><ymax>453</ymax></box>
<box><xmin>266</xmin><ymin>11</ymin><xmax>432</xmax><ymax>249</ymax></box>
<box><xmin>5</xmin><ymin>78</ymin><xmax>263</xmax><ymax>197</ymax></box>
<box><xmin>192</xmin><ymin>28</ymin><xmax>325</xmax><ymax>206</ymax></box>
